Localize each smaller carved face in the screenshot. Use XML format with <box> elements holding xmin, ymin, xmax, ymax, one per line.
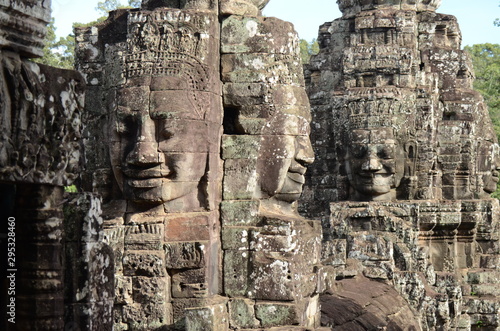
<box><xmin>480</xmin><ymin>142</ymin><xmax>500</xmax><ymax>195</ymax></box>
<box><xmin>257</xmin><ymin>112</ymin><xmax>315</xmax><ymax>203</ymax></box>
<box><xmin>346</xmin><ymin>127</ymin><xmax>404</xmax><ymax>200</ymax></box>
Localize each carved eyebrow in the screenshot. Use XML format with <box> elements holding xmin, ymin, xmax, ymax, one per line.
<box><xmin>116</xmin><ymin>109</ymin><xmax>139</xmax><ymax>120</ymax></box>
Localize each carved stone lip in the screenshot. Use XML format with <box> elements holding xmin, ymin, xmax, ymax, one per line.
<box><xmin>287</xmin><ymin>172</ymin><xmax>305</xmax><ymax>184</ymax></box>
<box><xmin>357</xmin><ymin>172</ymin><xmax>392</xmax><ymax>178</ymax></box>
<box><xmin>289</xmin><ymin>163</ymin><xmax>307</xmax><ymax>175</ymax></box>
<box><xmin>123</xmin><ymin>168</ymin><xmax>169</xmax><ymax>178</ymax></box>
<box><xmin>126</xmin><ymin>178</ymin><xmax>164</xmax><ymax>188</ymax></box>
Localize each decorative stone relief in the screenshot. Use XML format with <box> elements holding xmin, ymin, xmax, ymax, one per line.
<box><xmin>0</xmin><ymin>0</ymin><xmax>51</xmax><ymax>57</ymax></box>
<box><xmin>76</xmin><ymin>5</ymin><xmax>223</xmax><ymax>330</ymax></box>
<box><xmin>303</xmin><ymin>0</ymin><xmax>500</xmax><ymax>329</ymax></box>
<box><xmin>220</xmin><ymin>12</ymin><xmax>322</xmax><ymax>330</ymax></box>
<box><xmin>0</xmin><ymin>2</ymin><xmax>85</xmax><ymax>330</ymax></box>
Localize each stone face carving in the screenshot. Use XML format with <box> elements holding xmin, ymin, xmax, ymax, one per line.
<box><xmin>346</xmin><ymin>125</ymin><xmax>405</xmax><ymax>201</ymax></box>
<box><xmin>76</xmin><ymin>5</ymin><xmax>223</xmax><ymax>329</ymax></box>
<box><xmin>79</xmin><ymin>8</ymin><xmax>221</xmax><ymax>212</ymax></box>
<box><xmin>220</xmin><ymin>12</ymin><xmax>322</xmax><ymax>330</ymax></box>
<box><xmin>303</xmin><ymin>0</ymin><xmax>500</xmax><ymax>329</ymax></box>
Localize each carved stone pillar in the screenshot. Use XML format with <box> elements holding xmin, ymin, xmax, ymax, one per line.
<box><xmin>0</xmin><ymin>2</ymin><xmax>84</xmax><ymax>329</ymax></box>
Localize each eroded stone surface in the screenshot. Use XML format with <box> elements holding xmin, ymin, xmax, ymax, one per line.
<box><xmin>302</xmin><ymin>1</ymin><xmax>500</xmax><ymax>329</ymax></box>
<box><xmin>220</xmin><ymin>11</ymin><xmax>322</xmax><ymax>330</ymax></box>
<box><xmin>75</xmin><ymin>5</ymin><xmax>223</xmax><ymax>330</ymax></box>
<box><xmin>0</xmin><ymin>0</ymin><xmax>51</xmax><ymax>57</ymax></box>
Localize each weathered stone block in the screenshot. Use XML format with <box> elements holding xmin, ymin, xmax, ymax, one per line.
<box><xmin>185</xmin><ymin>301</ymin><xmax>230</xmax><ymax>331</ymax></box>
<box><xmin>255</xmin><ymin>303</ymin><xmax>298</xmax><ymax>328</ymax></box>
<box><xmin>347</xmin><ymin>233</ymin><xmax>393</xmax><ymax>262</ymax></box>
<box><xmin>221</xmin><ymin>16</ymin><xmax>298</xmax><ymax>55</ymax></box>
<box><xmin>223</xmin><ymin>82</ymin><xmax>268</xmax><ymax>107</ymax></box>
<box><xmin>222</xmin><ymin>227</ymin><xmax>252</xmax><ymax>250</ymax></box>
<box><xmin>115</xmin><ymin>275</ymin><xmax>133</xmax><ymax>305</ymax></box>
<box><xmin>321</xmin><ymin>239</ymin><xmax>347</xmax><ymax>266</ymax></box>
<box><xmin>228</xmin><ymin>298</ymin><xmax>260</xmax><ymax>329</ymax></box>
<box><xmin>223</xmin><ymin>159</ymin><xmax>258</xmax><ymax>200</ymax></box>
<box><xmin>122</xmin><ymin>302</ymin><xmax>170</xmax><ymax>329</ymax></box>
<box><xmin>221</xmin><ymin>53</ymin><xmax>303</xmax><ymax>84</ymax></box>
<box><xmin>0</xmin><ymin>0</ymin><xmax>51</xmax><ymax>57</ymax></box>
<box><xmin>165</xmin><ymin>241</ymin><xmax>206</xmax><ymax>269</ymax></box>
<box><xmin>123</xmin><ymin>251</ymin><xmax>166</xmax><ymax>277</ymax></box>
<box><xmin>250</xmin><ymin>252</ymin><xmax>294</xmax><ymax>301</ymax></box>
<box><xmin>172</xmin><ymin>298</ymin><xmax>205</xmax><ymax>328</ymax></box>
<box><xmin>171</xmin><ymin>268</ymin><xmax>207</xmax><ymax>298</ymax></box>
<box><xmin>132</xmin><ymin>276</ymin><xmax>169</xmax><ymax>304</ymax></box>
<box><xmin>221</xmin><ymin>200</ymin><xmax>260</xmax><ymax>227</ymax></box>
<box><xmin>224</xmin><ymin>250</ymin><xmax>250</xmax><ymax>297</ymax></box>
<box><xmin>125</xmin><ymin>223</ymin><xmax>164</xmax><ymax>250</ymax></box>
<box><xmin>220</xmin><ymin>0</ymin><xmax>260</xmax><ymax>17</ymax></box>
<box><xmin>222</xmin><ymin>135</ymin><xmax>261</xmax><ymax>159</ymax></box>
<box><xmin>164</xmin><ymin>214</ymin><xmax>211</xmax><ymax>242</ymax></box>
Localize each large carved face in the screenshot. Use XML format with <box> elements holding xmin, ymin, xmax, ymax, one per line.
<box><xmin>109</xmin><ymin>78</ymin><xmax>209</xmax><ymax>206</ymax></box>
<box><xmin>346</xmin><ymin>127</ymin><xmax>404</xmax><ymax>201</ymax></box>
<box><xmin>257</xmin><ymin>111</ymin><xmax>315</xmax><ymax>203</ymax></box>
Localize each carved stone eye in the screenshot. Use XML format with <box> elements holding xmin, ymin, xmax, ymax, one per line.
<box><xmin>351</xmin><ymin>145</ymin><xmax>367</xmax><ymax>159</ymax></box>
<box><xmin>377</xmin><ymin>147</ymin><xmax>394</xmax><ymax>159</ymax></box>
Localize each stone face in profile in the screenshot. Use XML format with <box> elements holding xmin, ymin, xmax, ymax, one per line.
<box><xmin>256</xmin><ymin>110</ymin><xmax>315</xmax><ymax>203</ymax></box>
<box><xmin>478</xmin><ymin>140</ymin><xmax>500</xmax><ymax>197</ymax></box>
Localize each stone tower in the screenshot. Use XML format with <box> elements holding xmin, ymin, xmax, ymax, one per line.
<box><xmin>75</xmin><ymin>0</ymin><xmax>322</xmax><ymax>329</ymax></box>
<box><xmin>303</xmin><ymin>0</ymin><xmax>500</xmax><ymax>329</ymax></box>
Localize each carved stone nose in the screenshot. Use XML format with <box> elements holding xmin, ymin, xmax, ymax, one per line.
<box><xmin>295</xmin><ymin>136</ymin><xmax>315</xmax><ymax>165</ymax></box>
<box><xmin>362</xmin><ymin>157</ymin><xmax>383</xmax><ymax>171</ymax></box>
<box><xmin>126</xmin><ymin>141</ymin><xmax>164</xmax><ymax>166</ymax></box>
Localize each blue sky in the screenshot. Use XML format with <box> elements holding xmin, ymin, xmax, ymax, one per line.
<box><xmin>52</xmin><ymin>0</ymin><xmax>499</xmax><ymax>47</ymax></box>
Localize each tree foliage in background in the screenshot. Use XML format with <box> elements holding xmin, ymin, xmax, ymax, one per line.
<box><xmin>35</xmin><ymin>18</ymin><xmax>75</xmax><ymax>69</ymax></box>
<box><xmin>38</xmin><ymin>0</ymin><xmax>142</xmax><ymax>68</ymax></box>
<box><xmin>96</xmin><ymin>0</ymin><xmax>140</xmax><ymax>15</ymax></box>
<box><xmin>465</xmin><ymin>43</ymin><xmax>500</xmax><ymax>198</ymax></box>
<box><xmin>465</xmin><ymin>43</ymin><xmax>500</xmax><ymax>139</ymax></box>
<box><xmin>299</xmin><ymin>39</ymin><xmax>319</xmax><ymax>64</ymax></box>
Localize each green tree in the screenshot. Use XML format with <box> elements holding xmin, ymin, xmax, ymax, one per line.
<box><xmin>299</xmin><ymin>39</ymin><xmax>320</xmax><ymax>64</ymax></box>
<box><xmin>96</xmin><ymin>0</ymin><xmax>140</xmax><ymax>15</ymax></box>
<box><xmin>465</xmin><ymin>44</ymin><xmax>500</xmax><ymax>136</ymax></box>
<box><xmin>35</xmin><ymin>18</ymin><xmax>75</xmax><ymax>69</ymax></box>
<box><xmin>96</xmin><ymin>0</ymin><xmax>121</xmax><ymax>15</ymax></box>
<box><xmin>75</xmin><ymin>0</ymin><xmax>140</xmax><ymax>27</ymax></box>
<box><xmin>465</xmin><ymin>43</ymin><xmax>500</xmax><ymax>198</ymax></box>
